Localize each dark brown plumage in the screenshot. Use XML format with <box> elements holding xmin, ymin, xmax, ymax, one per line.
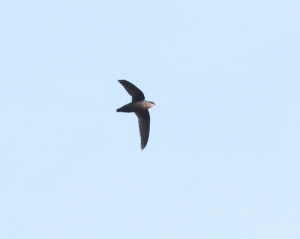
<box><xmin>135</xmin><ymin>110</ymin><xmax>150</xmax><ymax>150</ymax></box>
<box><xmin>118</xmin><ymin>80</ymin><xmax>145</xmax><ymax>103</ymax></box>
<box><xmin>116</xmin><ymin>80</ymin><xmax>155</xmax><ymax>150</ymax></box>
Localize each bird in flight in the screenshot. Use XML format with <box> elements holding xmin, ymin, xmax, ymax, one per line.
<box><xmin>116</xmin><ymin>80</ymin><xmax>155</xmax><ymax>150</ymax></box>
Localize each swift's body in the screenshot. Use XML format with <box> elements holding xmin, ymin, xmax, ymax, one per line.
<box><xmin>116</xmin><ymin>80</ymin><xmax>155</xmax><ymax>150</ymax></box>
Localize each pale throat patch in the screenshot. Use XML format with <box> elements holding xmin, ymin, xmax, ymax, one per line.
<box><xmin>145</xmin><ymin>101</ymin><xmax>155</xmax><ymax>109</ymax></box>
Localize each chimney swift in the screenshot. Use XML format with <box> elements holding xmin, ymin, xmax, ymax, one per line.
<box><xmin>116</xmin><ymin>80</ymin><xmax>155</xmax><ymax>150</ymax></box>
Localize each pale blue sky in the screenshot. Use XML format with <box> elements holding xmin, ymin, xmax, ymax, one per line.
<box><xmin>1</xmin><ymin>0</ymin><xmax>299</xmax><ymax>238</ymax></box>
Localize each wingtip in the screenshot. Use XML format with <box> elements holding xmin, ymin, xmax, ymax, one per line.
<box><xmin>118</xmin><ymin>79</ymin><xmax>126</xmax><ymax>85</ymax></box>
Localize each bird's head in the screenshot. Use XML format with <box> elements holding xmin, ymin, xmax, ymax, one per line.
<box><xmin>148</xmin><ymin>101</ymin><xmax>156</xmax><ymax>108</ymax></box>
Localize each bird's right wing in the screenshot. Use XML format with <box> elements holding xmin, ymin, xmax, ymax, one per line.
<box><xmin>135</xmin><ymin>110</ymin><xmax>150</xmax><ymax>150</ymax></box>
<box><xmin>118</xmin><ymin>80</ymin><xmax>145</xmax><ymax>102</ymax></box>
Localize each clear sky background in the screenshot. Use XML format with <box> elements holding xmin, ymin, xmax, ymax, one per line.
<box><xmin>1</xmin><ymin>1</ymin><xmax>299</xmax><ymax>238</ymax></box>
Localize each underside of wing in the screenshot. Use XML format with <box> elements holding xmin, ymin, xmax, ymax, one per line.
<box><xmin>135</xmin><ymin>110</ymin><xmax>150</xmax><ymax>150</ymax></box>
<box><xmin>118</xmin><ymin>80</ymin><xmax>145</xmax><ymax>102</ymax></box>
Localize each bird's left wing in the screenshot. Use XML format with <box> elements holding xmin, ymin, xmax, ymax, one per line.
<box><xmin>118</xmin><ymin>80</ymin><xmax>145</xmax><ymax>103</ymax></box>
